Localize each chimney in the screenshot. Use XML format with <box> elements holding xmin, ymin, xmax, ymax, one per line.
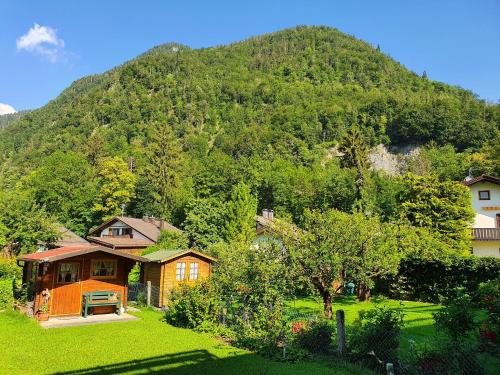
<box><xmin>262</xmin><ymin>209</ymin><xmax>269</xmax><ymax>219</ymax></box>
<box><xmin>268</xmin><ymin>210</ymin><xmax>274</xmax><ymax>220</ymax></box>
<box><xmin>160</xmin><ymin>219</ymin><xmax>166</xmax><ymax>230</ymax></box>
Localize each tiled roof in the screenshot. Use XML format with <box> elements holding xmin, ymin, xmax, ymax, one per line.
<box><xmin>87</xmin><ymin>236</ymin><xmax>154</xmax><ymax>248</ymax></box>
<box><xmin>463</xmin><ymin>175</ymin><xmax>500</xmax><ymax>186</ymax></box>
<box><xmin>17</xmin><ymin>245</ymin><xmax>148</xmax><ymax>263</ymax></box>
<box><xmin>143</xmin><ymin>249</ymin><xmax>217</xmax><ymax>263</ymax></box>
<box><xmin>54</xmin><ymin>225</ymin><xmax>89</xmax><ymax>247</ymax></box>
<box><xmin>89</xmin><ymin>216</ymin><xmax>181</xmax><ymax>241</ymax></box>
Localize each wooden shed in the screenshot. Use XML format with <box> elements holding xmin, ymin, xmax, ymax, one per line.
<box><xmin>17</xmin><ymin>245</ymin><xmax>148</xmax><ymax>317</ymax></box>
<box><xmin>141</xmin><ymin>249</ymin><xmax>216</xmax><ymax>307</ymax></box>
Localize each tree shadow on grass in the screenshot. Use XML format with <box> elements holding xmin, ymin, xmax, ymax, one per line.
<box><xmin>52</xmin><ymin>350</ymin><xmax>272</xmax><ymax>375</ymax></box>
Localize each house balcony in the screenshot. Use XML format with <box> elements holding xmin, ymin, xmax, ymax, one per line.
<box><xmin>472</xmin><ymin>228</ymin><xmax>500</xmax><ymax>241</ymax></box>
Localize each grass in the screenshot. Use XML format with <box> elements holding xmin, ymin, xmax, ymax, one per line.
<box><xmin>287</xmin><ymin>295</ymin><xmax>500</xmax><ymax>374</ymax></box>
<box><xmin>0</xmin><ymin>308</ymin><xmax>373</xmax><ymax>375</ymax></box>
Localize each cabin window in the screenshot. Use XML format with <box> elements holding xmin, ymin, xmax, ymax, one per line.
<box><xmin>478</xmin><ymin>190</ymin><xmax>491</xmax><ymax>200</ymax></box>
<box><xmin>497</xmin><ymin>214</ymin><xmax>500</xmax><ymax>228</ymax></box>
<box><xmin>176</xmin><ymin>262</ymin><xmax>186</xmax><ymax>281</ymax></box>
<box><xmin>57</xmin><ymin>263</ymin><xmax>79</xmax><ymax>283</ymax></box>
<box><xmin>91</xmin><ymin>259</ymin><xmax>117</xmax><ymax>279</ymax></box>
<box><xmin>189</xmin><ymin>262</ymin><xmax>199</xmax><ymax>280</ymax></box>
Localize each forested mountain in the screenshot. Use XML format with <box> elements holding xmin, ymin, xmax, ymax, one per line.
<box><xmin>0</xmin><ymin>111</ymin><xmax>28</xmax><ymax>131</ymax></box>
<box><xmin>0</xmin><ymin>26</ymin><xmax>498</xmax><ymax>249</ymax></box>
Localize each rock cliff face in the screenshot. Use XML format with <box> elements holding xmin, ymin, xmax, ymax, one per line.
<box><xmin>369</xmin><ymin>144</ymin><xmax>420</xmax><ymax>175</ymax></box>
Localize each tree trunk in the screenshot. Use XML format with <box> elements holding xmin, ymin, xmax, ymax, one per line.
<box><xmin>357</xmin><ymin>283</ymin><xmax>371</xmax><ymax>301</ymax></box>
<box><xmin>321</xmin><ymin>291</ymin><xmax>333</xmax><ymax>319</ymax></box>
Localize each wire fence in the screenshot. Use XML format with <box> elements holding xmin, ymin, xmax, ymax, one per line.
<box><xmin>128</xmin><ymin>282</ymin><xmax>161</xmax><ymax>307</ymax></box>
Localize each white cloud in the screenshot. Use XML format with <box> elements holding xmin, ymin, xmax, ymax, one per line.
<box><xmin>16</xmin><ymin>23</ymin><xmax>65</xmax><ymax>63</ymax></box>
<box><xmin>0</xmin><ymin>103</ymin><xmax>16</xmax><ymax>115</ymax></box>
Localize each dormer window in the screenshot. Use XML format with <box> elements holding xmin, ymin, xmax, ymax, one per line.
<box><xmin>106</xmin><ymin>227</ymin><xmax>132</xmax><ymax>237</ymax></box>
<box><xmin>478</xmin><ymin>190</ymin><xmax>491</xmax><ymax>200</ymax></box>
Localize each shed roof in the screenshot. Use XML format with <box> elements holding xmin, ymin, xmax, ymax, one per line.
<box><xmin>18</xmin><ymin>245</ymin><xmax>148</xmax><ymax>263</ymax></box>
<box><xmin>143</xmin><ymin>249</ymin><xmax>217</xmax><ymax>263</ymax></box>
<box><xmin>463</xmin><ymin>175</ymin><xmax>500</xmax><ymax>186</ymax></box>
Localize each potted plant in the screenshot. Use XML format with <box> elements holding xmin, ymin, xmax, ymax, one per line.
<box><xmin>37</xmin><ymin>303</ymin><xmax>49</xmax><ymax>321</ymax></box>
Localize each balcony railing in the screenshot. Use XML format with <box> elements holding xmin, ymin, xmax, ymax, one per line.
<box><xmin>472</xmin><ymin>228</ymin><xmax>500</xmax><ymax>241</ymax></box>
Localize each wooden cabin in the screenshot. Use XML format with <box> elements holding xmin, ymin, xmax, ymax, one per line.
<box><xmin>17</xmin><ymin>245</ymin><xmax>147</xmax><ymax>317</ymax></box>
<box><xmin>141</xmin><ymin>249</ymin><xmax>216</xmax><ymax>307</ymax></box>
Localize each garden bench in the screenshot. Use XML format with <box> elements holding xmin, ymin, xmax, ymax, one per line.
<box><xmin>82</xmin><ymin>291</ymin><xmax>121</xmax><ymax>318</ymax></box>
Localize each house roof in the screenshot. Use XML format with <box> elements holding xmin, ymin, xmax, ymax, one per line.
<box><xmin>54</xmin><ymin>225</ymin><xmax>89</xmax><ymax>247</ymax></box>
<box><xmin>89</xmin><ymin>216</ymin><xmax>181</xmax><ymax>242</ymax></box>
<box><xmin>87</xmin><ymin>236</ymin><xmax>154</xmax><ymax>248</ymax></box>
<box><xmin>17</xmin><ymin>245</ymin><xmax>148</xmax><ymax>263</ymax></box>
<box><xmin>463</xmin><ymin>175</ymin><xmax>500</xmax><ymax>187</ymax></box>
<box><xmin>143</xmin><ymin>249</ymin><xmax>217</xmax><ymax>263</ymax></box>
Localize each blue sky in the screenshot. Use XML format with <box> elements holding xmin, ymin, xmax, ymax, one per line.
<box><xmin>1</xmin><ymin>0</ymin><xmax>499</xmax><ymax>113</ymax></box>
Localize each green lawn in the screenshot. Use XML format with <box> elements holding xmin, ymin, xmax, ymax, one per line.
<box><xmin>288</xmin><ymin>296</ymin><xmax>500</xmax><ymax>374</ymax></box>
<box><xmin>0</xmin><ymin>309</ymin><xmax>373</xmax><ymax>375</ymax></box>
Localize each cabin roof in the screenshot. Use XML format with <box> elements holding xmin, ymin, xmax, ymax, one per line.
<box><xmin>143</xmin><ymin>249</ymin><xmax>217</xmax><ymax>263</ymax></box>
<box><xmin>87</xmin><ymin>236</ymin><xmax>154</xmax><ymax>248</ymax></box>
<box><xmin>88</xmin><ymin>216</ymin><xmax>181</xmax><ymax>242</ymax></box>
<box><xmin>463</xmin><ymin>175</ymin><xmax>500</xmax><ymax>186</ymax></box>
<box><xmin>54</xmin><ymin>225</ymin><xmax>89</xmax><ymax>247</ymax></box>
<box><xmin>17</xmin><ymin>245</ymin><xmax>148</xmax><ymax>263</ymax></box>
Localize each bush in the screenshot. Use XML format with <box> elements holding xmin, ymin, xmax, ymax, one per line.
<box><xmin>411</xmin><ymin>341</ymin><xmax>484</xmax><ymax>375</ymax></box>
<box><xmin>349</xmin><ymin>306</ymin><xmax>405</xmax><ymax>365</ymax></box>
<box><xmin>379</xmin><ymin>256</ymin><xmax>500</xmax><ymax>303</ymax></box>
<box><xmin>293</xmin><ymin>318</ymin><xmax>334</xmax><ymax>354</ymax></box>
<box><xmin>164</xmin><ymin>280</ymin><xmax>219</xmax><ymax>328</ymax></box>
<box><xmin>433</xmin><ymin>290</ymin><xmax>477</xmax><ymax>341</ymax></box>
<box><xmin>0</xmin><ymin>258</ymin><xmax>20</xmax><ymax>280</ymax></box>
<box><xmin>477</xmin><ymin>280</ymin><xmax>499</xmax><ymax>346</ymax></box>
<box><xmin>0</xmin><ymin>278</ymin><xmax>14</xmax><ymax>311</ymax></box>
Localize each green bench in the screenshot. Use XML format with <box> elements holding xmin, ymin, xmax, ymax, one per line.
<box><xmin>82</xmin><ymin>291</ymin><xmax>121</xmax><ymax>318</ymax></box>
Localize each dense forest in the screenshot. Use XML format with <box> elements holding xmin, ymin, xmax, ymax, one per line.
<box><xmin>0</xmin><ymin>26</ymin><xmax>499</xmax><ymax>253</ymax></box>
<box><xmin>0</xmin><ymin>111</ymin><xmax>28</xmax><ymax>131</ymax></box>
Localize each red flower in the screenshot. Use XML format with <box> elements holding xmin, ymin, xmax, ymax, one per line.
<box><xmin>291</xmin><ymin>321</ymin><xmax>305</xmax><ymax>334</ymax></box>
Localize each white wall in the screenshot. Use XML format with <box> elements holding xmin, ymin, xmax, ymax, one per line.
<box><xmin>469</xmin><ymin>182</ymin><xmax>500</xmax><ymax>228</ymax></box>
<box><xmin>472</xmin><ymin>241</ymin><xmax>500</xmax><ymax>258</ymax></box>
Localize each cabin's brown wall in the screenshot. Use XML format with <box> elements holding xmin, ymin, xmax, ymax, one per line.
<box><xmin>144</xmin><ymin>254</ymin><xmax>212</xmax><ymax>307</ymax></box>
<box><xmin>32</xmin><ymin>252</ymin><xmax>135</xmax><ymax>317</ymax></box>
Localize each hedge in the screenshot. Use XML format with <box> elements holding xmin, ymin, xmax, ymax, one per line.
<box><xmin>377</xmin><ymin>256</ymin><xmax>500</xmax><ymax>303</ymax></box>
<box><xmin>0</xmin><ymin>258</ymin><xmax>21</xmax><ymax>279</ymax></box>
<box><xmin>0</xmin><ymin>278</ymin><xmax>14</xmax><ymax>311</ymax></box>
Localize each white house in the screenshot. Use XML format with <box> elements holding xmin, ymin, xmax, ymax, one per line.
<box><xmin>464</xmin><ymin>175</ymin><xmax>500</xmax><ymax>258</ymax></box>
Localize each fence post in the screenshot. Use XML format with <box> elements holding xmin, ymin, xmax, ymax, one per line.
<box><xmin>146</xmin><ymin>281</ymin><xmax>152</xmax><ymax>307</ymax></box>
<box><xmin>336</xmin><ymin>309</ymin><xmax>346</xmax><ymax>355</ymax></box>
<box><xmin>386</xmin><ymin>363</ymin><xmax>394</xmax><ymax>375</ymax></box>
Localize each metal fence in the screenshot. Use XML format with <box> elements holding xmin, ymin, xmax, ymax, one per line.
<box><xmin>128</xmin><ymin>282</ymin><xmax>161</xmax><ymax>307</ymax></box>
<box><xmin>288</xmin><ymin>309</ymin><xmax>489</xmax><ymax>375</ymax></box>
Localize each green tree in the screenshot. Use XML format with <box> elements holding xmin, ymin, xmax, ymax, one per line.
<box><xmin>183</xmin><ymin>197</ymin><xmax>227</xmax><ymax>248</ymax></box>
<box><xmin>146</xmin><ymin>121</ymin><xmax>183</xmax><ymax>220</ymax></box>
<box><xmin>0</xmin><ymin>191</ymin><xmax>59</xmax><ymax>255</ymax></box>
<box><xmin>93</xmin><ymin>157</ymin><xmax>137</xmax><ymax>221</ymax></box>
<box><xmin>223</xmin><ymin>182</ymin><xmax>257</xmax><ymax>243</ymax></box>
<box><xmin>338</xmin><ymin>126</ymin><xmax>370</xmax><ymax>207</ymax></box>
<box><xmin>21</xmin><ymin>151</ymin><xmax>96</xmax><ymax>235</ymax></box>
<box><xmin>142</xmin><ymin>230</ymin><xmax>189</xmax><ymax>255</ymax></box>
<box><xmin>398</xmin><ymin>173</ymin><xmax>474</xmax><ymax>252</ymax></box>
<box><xmin>280</xmin><ymin>209</ymin><xmax>403</xmax><ymax>317</ymax></box>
